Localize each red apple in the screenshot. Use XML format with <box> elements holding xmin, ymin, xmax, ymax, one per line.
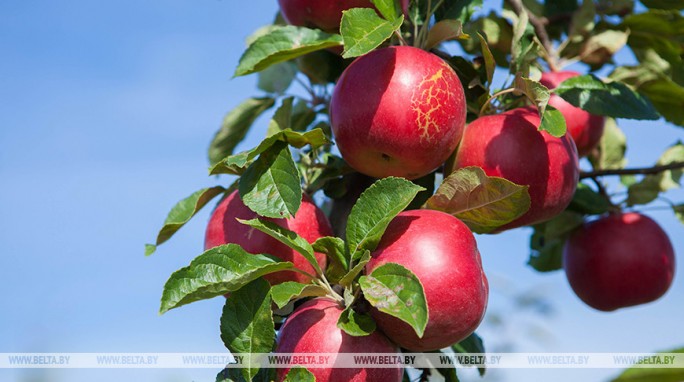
<box><xmin>275</xmin><ymin>298</ymin><xmax>403</xmax><ymax>382</ymax></box>
<box><xmin>451</xmin><ymin>107</ymin><xmax>579</xmax><ymax>231</ymax></box>
<box><xmin>330</xmin><ymin>46</ymin><xmax>467</xmax><ymax>180</ymax></box>
<box><xmin>277</xmin><ymin>0</ymin><xmax>375</xmax><ymax>33</ymax></box>
<box><xmin>563</xmin><ymin>212</ymin><xmax>676</xmax><ymax>311</ymax></box>
<box><xmin>365</xmin><ymin>209</ymin><xmax>488</xmax><ymax>351</ymax></box>
<box><xmin>540</xmin><ymin>70</ymin><xmax>605</xmax><ymax>157</ymax></box>
<box><xmin>204</xmin><ymin>190</ymin><xmax>332</xmax><ymax>285</ymax></box>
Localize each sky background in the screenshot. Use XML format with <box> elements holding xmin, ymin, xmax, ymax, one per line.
<box><xmin>1</xmin><ymin>1</ymin><xmax>682</xmax><ymax>381</ymax></box>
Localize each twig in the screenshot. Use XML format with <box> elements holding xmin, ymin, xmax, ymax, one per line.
<box><xmin>506</xmin><ymin>0</ymin><xmax>559</xmax><ymax>72</ymax></box>
<box><xmin>580</xmin><ymin>162</ymin><xmax>684</xmax><ymax>179</ymax></box>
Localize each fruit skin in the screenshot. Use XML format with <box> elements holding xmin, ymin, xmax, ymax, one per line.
<box><xmin>204</xmin><ymin>190</ymin><xmax>332</xmax><ymax>285</ymax></box>
<box><xmin>365</xmin><ymin>209</ymin><xmax>488</xmax><ymax>351</ymax></box>
<box><xmin>275</xmin><ymin>298</ymin><xmax>403</xmax><ymax>382</ymax></box>
<box><xmin>331</xmin><ymin>46</ymin><xmax>467</xmax><ymax>180</ymax></box>
<box><xmin>563</xmin><ymin>212</ymin><xmax>676</xmax><ymax>312</ymax></box>
<box><xmin>451</xmin><ymin>107</ymin><xmax>579</xmax><ymax>231</ymax></box>
<box><xmin>540</xmin><ymin>70</ymin><xmax>605</xmax><ymax>157</ymax></box>
<box><xmin>277</xmin><ymin>0</ymin><xmax>374</xmax><ymax>33</ymax></box>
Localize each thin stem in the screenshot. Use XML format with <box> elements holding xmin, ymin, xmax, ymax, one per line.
<box><xmin>580</xmin><ymin>162</ymin><xmax>684</xmax><ymax>179</ymax></box>
<box><xmin>394</xmin><ymin>30</ymin><xmax>408</xmax><ymax>46</ymax></box>
<box><xmin>506</xmin><ymin>0</ymin><xmax>559</xmax><ymax>72</ymax></box>
<box><xmin>479</xmin><ymin>88</ymin><xmax>518</xmax><ymax>116</ymax></box>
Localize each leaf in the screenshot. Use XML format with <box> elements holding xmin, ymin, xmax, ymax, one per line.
<box><xmin>346</xmin><ymin>177</ymin><xmax>424</xmax><ymax>260</ymax></box>
<box><xmin>641</xmin><ymin>0</ymin><xmax>684</xmax><ymax>9</ymax></box>
<box><xmin>283</xmin><ymin>367</ymin><xmax>316</xmax><ymax>382</ymax></box>
<box><xmin>237</xmin><ymin>218</ymin><xmax>321</xmax><ymax>275</ymax></box>
<box><xmin>636</xmin><ymin>77</ymin><xmax>684</xmax><ymax>127</ymax></box>
<box><xmin>673</xmin><ymin>204</ymin><xmax>684</xmax><ymax>225</ymax></box>
<box><xmin>257</xmin><ymin>61</ymin><xmax>297</xmax><ymax>95</ymax></box>
<box><xmin>513</xmin><ymin>76</ymin><xmax>567</xmax><ymax>137</ymax></box>
<box><xmin>509</xmin><ymin>9</ymin><xmax>539</xmax><ymax>76</ymax></box>
<box><xmin>340</xmin><ymin>8</ymin><xmax>404</xmax><ymax>59</ymax></box>
<box><xmin>425</xmin><ymin>20</ymin><xmax>468</xmax><ymax>50</ymax></box>
<box><xmin>270</xmin><ymin>282</ymin><xmax>328</xmax><ymax>309</ymax></box>
<box><xmin>627</xmin><ymin>142</ymin><xmax>684</xmax><ymax>205</ymax></box>
<box><xmin>610</xmin><ymin>348</ymin><xmax>684</xmax><ymax>382</ymax></box>
<box><xmin>452</xmin><ymin>332</ymin><xmax>486</xmax><ymax>376</ymax></box>
<box><xmin>208</xmin><ymin>98</ymin><xmax>275</xmax><ymax>165</ymax></box>
<box><xmin>146</xmin><ymin>186</ymin><xmax>225</xmax><ymax>255</ymax></box>
<box><xmin>337</xmin><ymin>305</ymin><xmax>377</xmax><ymax>336</ymax></box>
<box><xmin>579</xmin><ymin>29</ymin><xmax>629</xmax><ymax>66</ymax></box>
<box><xmin>566</xmin><ymin>0</ymin><xmax>596</xmax><ymax>44</ymax></box>
<box><xmin>312</xmin><ymin>236</ymin><xmax>349</xmax><ymax>283</ymax></box>
<box><xmin>220</xmin><ymin>278</ymin><xmax>274</xmax><ymax>382</ymax></box>
<box><xmin>528</xmin><ymin>212</ymin><xmax>584</xmax><ymax>272</ymax></box>
<box><xmin>371</xmin><ymin>0</ymin><xmax>402</xmax><ymax>21</ymax></box>
<box><xmin>426</xmin><ymin>167</ymin><xmax>531</xmax><ymax>234</ymax></box>
<box><xmin>590</xmin><ymin>118</ymin><xmax>627</xmax><ymax>170</ymax></box>
<box><xmin>568</xmin><ymin>182</ymin><xmax>614</xmax><ymax>215</ymax></box>
<box><xmin>359</xmin><ymin>262</ymin><xmax>428</xmax><ymax>338</ymax></box>
<box><xmin>238</xmin><ymin>141</ymin><xmax>302</xmax><ymax>219</ymax></box>
<box><xmin>210</xmin><ymin>128</ymin><xmax>329</xmax><ymax>176</ymax></box>
<box><xmin>339</xmin><ymin>251</ymin><xmax>371</xmax><ymax>287</ymax></box>
<box><xmin>555</xmin><ymin>74</ymin><xmax>659</xmax><ymax>120</ymax></box>
<box><xmin>435</xmin><ymin>365</ymin><xmax>461</xmax><ymax>382</ymax></box>
<box><xmin>235</xmin><ymin>26</ymin><xmax>343</xmax><ymax>77</ymax></box>
<box><xmin>159</xmin><ymin>244</ymin><xmax>293</xmax><ymax>314</ymax></box>
<box><xmin>478</xmin><ymin>32</ymin><xmax>496</xmax><ymax>89</ymax></box>
<box><xmin>435</xmin><ymin>0</ymin><xmax>483</xmax><ymax>23</ymax></box>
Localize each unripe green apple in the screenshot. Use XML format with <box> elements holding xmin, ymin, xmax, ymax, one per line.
<box><xmin>451</xmin><ymin>107</ymin><xmax>579</xmax><ymax>231</ymax></box>
<box><xmin>366</xmin><ymin>209</ymin><xmax>488</xmax><ymax>351</ymax></box>
<box><xmin>275</xmin><ymin>298</ymin><xmax>403</xmax><ymax>382</ymax></box>
<box><xmin>331</xmin><ymin>46</ymin><xmax>467</xmax><ymax>180</ymax></box>
<box><xmin>563</xmin><ymin>212</ymin><xmax>676</xmax><ymax>311</ymax></box>
<box><xmin>204</xmin><ymin>190</ymin><xmax>332</xmax><ymax>285</ymax></box>
<box><xmin>540</xmin><ymin>70</ymin><xmax>605</xmax><ymax>157</ymax></box>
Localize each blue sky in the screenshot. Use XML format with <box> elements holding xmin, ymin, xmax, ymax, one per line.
<box><xmin>1</xmin><ymin>1</ymin><xmax>682</xmax><ymax>381</ymax></box>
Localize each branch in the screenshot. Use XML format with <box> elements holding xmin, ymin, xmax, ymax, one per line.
<box><xmin>580</xmin><ymin>162</ymin><xmax>684</xmax><ymax>179</ymax></box>
<box><xmin>506</xmin><ymin>0</ymin><xmax>559</xmax><ymax>71</ymax></box>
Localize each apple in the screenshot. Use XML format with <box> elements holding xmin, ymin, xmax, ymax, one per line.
<box><xmin>451</xmin><ymin>107</ymin><xmax>579</xmax><ymax>231</ymax></box>
<box><xmin>275</xmin><ymin>298</ymin><xmax>403</xmax><ymax>382</ymax></box>
<box><xmin>563</xmin><ymin>212</ymin><xmax>676</xmax><ymax>311</ymax></box>
<box><xmin>365</xmin><ymin>209</ymin><xmax>488</xmax><ymax>351</ymax></box>
<box><xmin>540</xmin><ymin>70</ymin><xmax>605</xmax><ymax>157</ymax></box>
<box><xmin>330</xmin><ymin>46</ymin><xmax>467</xmax><ymax>180</ymax></box>
<box><xmin>277</xmin><ymin>0</ymin><xmax>375</xmax><ymax>33</ymax></box>
<box><xmin>204</xmin><ymin>190</ymin><xmax>332</xmax><ymax>285</ymax></box>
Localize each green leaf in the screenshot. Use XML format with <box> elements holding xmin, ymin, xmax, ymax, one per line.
<box><xmin>339</xmin><ymin>250</ymin><xmax>371</xmax><ymax>287</ymax></box>
<box><xmin>359</xmin><ymin>262</ymin><xmax>428</xmax><ymax>338</ymax></box>
<box><xmin>590</xmin><ymin>118</ymin><xmax>627</xmax><ymax>170</ymax></box>
<box><xmin>312</xmin><ymin>236</ymin><xmax>349</xmax><ymax>283</ymax></box>
<box><xmin>555</xmin><ymin>75</ymin><xmax>660</xmax><ymax>120</ymax></box>
<box><xmin>340</xmin><ymin>8</ymin><xmax>404</xmax><ymax>59</ymax></box>
<box><xmin>636</xmin><ymin>77</ymin><xmax>684</xmax><ymax>127</ymax></box>
<box><xmin>478</xmin><ymin>32</ymin><xmax>496</xmax><ymax>89</ymax></box>
<box><xmin>513</xmin><ymin>76</ymin><xmax>567</xmax><ymax>137</ymax></box>
<box><xmin>452</xmin><ymin>333</ymin><xmax>486</xmax><ymax>376</ymax></box>
<box><xmin>210</xmin><ymin>128</ymin><xmax>330</xmax><ymax>176</ymax></box>
<box><xmin>337</xmin><ymin>305</ymin><xmax>377</xmax><ymax>336</ymax></box>
<box><xmin>435</xmin><ymin>0</ymin><xmax>483</xmax><ymax>23</ymax></box>
<box><xmin>267</xmin><ymin>97</ymin><xmax>317</xmax><ymax>136</ymax></box>
<box><xmin>146</xmin><ymin>186</ymin><xmax>225</xmax><ymax>255</ymax></box>
<box><xmin>426</xmin><ymin>167</ymin><xmax>531</xmax><ymax>234</ymax></box>
<box><xmin>237</xmin><ymin>218</ymin><xmax>321</xmax><ymax>275</ymax></box>
<box><xmin>627</xmin><ymin>142</ymin><xmax>684</xmax><ymax>205</ymax></box>
<box><xmin>539</xmin><ymin>107</ymin><xmax>568</xmax><ymax>137</ymax></box>
<box><xmin>641</xmin><ymin>0</ymin><xmax>684</xmax><ymax>9</ymax></box>
<box><xmin>283</xmin><ymin>366</ymin><xmax>316</xmax><ymax>382</ymax></box>
<box><xmin>528</xmin><ymin>212</ymin><xmax>584</xmax><ymax>272</ymax></box>
<box><xmin>566</xmin><ymin>0</ymin><xmax>596</xmax><ymax>44</ymax></box>
<box><xmin>371</xmin><ymin>0</ymin><xmax>401</xmax><ymax>21</ymax></box>
<box><xmin>673</xmin><ymin>204</ymin><xmax>684</xmax><ymax>225</ymax></box>
<box><xmin>208</xmin><ymin>97</ymin><xmax>275</xmax><ymax>165</ymax></box>
<box><xmin>159</xmin><ymin>244</ymin><xmax>293</xmax><ymax>314</ymax></box>
<box><xmin>509</xmin><ymin>9</ymin><xmax>540</xmax><ymax>76</ymax></box>
<box><xmin>258</xmin><ymin>61</ymin><xmax>297</xmax><ymax>95</ymax></box>
<box><xmin>270</xmin><ymin>282</ymin><xmax>328</xmax><ymax>309</ymax></box>
<box><xmin>235</xmin><ymin>25</ymin><xmax>343</xmax><ymax>77</ymax></box>
<box><xmin>579</xmin><ymin>29</ymin><xmax>629</xmax><ymax>66</ymax></box>
<box><xmin>239</xmin><ymin>141</ymin><xmax>302</xmax><ymax>219</ymax></box>
<box><xmin>346</xmin><ymin>177</ymin><xmax>424</xmax><ymax>260</ymax></box>
<box><xmin>568</xmin><ymin>182</ymin><xmax>614</xmax><ymax>215</ymax></box>
<box><xmin>435</xmin><ymin>364</ymin><xmax>461</xmax><ymax>382</ymax></box>
<box><xmin>425</xmin><ymin>20</ymin><xmax>468</xmax><ymax>51</ymax></box>
<box><xmin>220</xmin><ymin>278</ymin><xmax>274</xmax><ymax>381</ymax></box>
<box><xmin>610</xmin><ymin>348</ymin><xmax>684</xmax><ymax>382</ymax></box>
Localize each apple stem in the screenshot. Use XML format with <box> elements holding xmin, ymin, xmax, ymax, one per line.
<box><xmin>394</xmin><ymin>30</ymin><xmax>409</xmax><ymax>46</ymax></box>
<box><xmin>580</xmin><ymin>162</ymin><xmax>684</xmax><ymax>179</ymax></box>
<box><xmin>479</xmin><ymin>88</ymin><xmax>518</xmax><ymax>115</ymax></box>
